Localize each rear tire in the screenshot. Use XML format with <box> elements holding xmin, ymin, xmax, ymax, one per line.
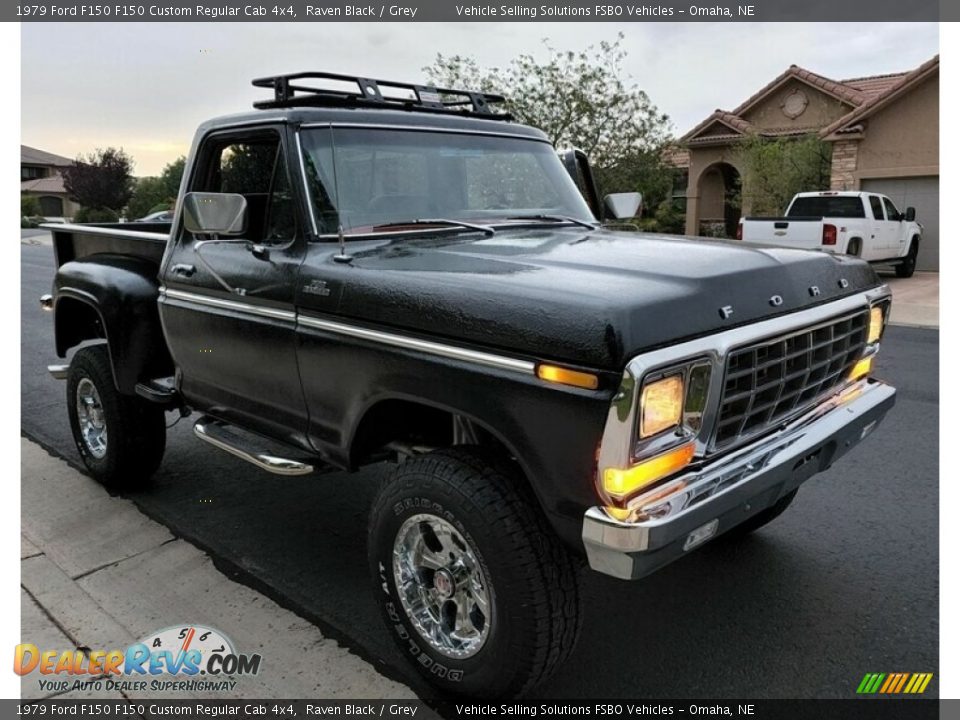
<box><xmin>368</xmin><ymin>447</ymin><xmax>581</xmax><ymax>698</ymax></box>
<box><xmin>895</xmin><ymin>238</ymin><xmax>919</xmax><ymax>278</ymax></box>
<box><xmin>66</xmin><ymin>344</ymin><xmax>166</xmax><ymax>490</ymax></box>
<box><xmin>846</xmin><ymin>238</ymin><xmax>862</xmax><ymax>257</ymax></box>
<box><xmin>722</xmin><ymin>489</ymin><xmax>798</xmax><ymax>540</ymax></box>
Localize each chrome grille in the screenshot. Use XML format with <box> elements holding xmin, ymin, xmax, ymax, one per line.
<box><xmin>713</xmin><ymin>310</ymin><xmax>869</xmax><ymax>450</ymax></box>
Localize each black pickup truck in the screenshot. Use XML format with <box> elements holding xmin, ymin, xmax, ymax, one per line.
<box><xmin>41</xmin><ymin>73</ymin><xmax>896</xmax><ymax>698</ymax></box>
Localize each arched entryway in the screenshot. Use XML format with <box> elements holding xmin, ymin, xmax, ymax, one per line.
<box><xmin>695</xmin><ymin>162</ymin><xmax>741</xmax><ymax>238</ymax></box>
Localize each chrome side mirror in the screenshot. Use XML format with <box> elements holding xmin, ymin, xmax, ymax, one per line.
<box><xmin>183</xmin><ymin>192</ymin><xmax>248</xmax><ymax>235</ymax></box>
<box><xmin>603</xmin><ymin>192</ymin><xmax>642</xmax><ymax>221</ymax></box>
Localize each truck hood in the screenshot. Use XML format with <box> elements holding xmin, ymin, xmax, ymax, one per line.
<box><xmin>328</xmin><ymin>227</ymin><xmax>881</xmax><ymax>371</ymax></box>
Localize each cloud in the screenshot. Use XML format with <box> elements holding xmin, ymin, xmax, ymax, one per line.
<box><xmin>21</xmin><ymin>22</ymin><xmax>938</xmax><ymax>175</ymax></box>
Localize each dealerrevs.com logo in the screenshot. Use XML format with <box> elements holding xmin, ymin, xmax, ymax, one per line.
<box><xmin>15</xmin><ymin>624</ymin><xmax>262</xmax><ymax>694</ymax></box>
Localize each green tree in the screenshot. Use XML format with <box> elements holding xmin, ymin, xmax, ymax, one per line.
<box><xmin>62</xmin><ymin>147</ymin><xmax>135</xmax><ymax>213</ymax></box>
<box><xmin>424</xmin><ymin>34</ymin><xmax>673</xmax><ymax>215</ymax></box>
<box><xmin>125</xmin><ymin>176</ymin><xmax>168</xmax><ymax>219</ymax></box>
<box><xmin>124</xmin><ymin>156</ymin><xmax>186</xmax><ymax>219</ymax></box>
<box><xmin>160</xmin><ymin>156</ymin><xmax>186</xmax><ymax>198</ymax></box>
<box><xmin>735</xmin><ymin>134</ymin><xmax>832</xmax><ymax>216</ymax></box>
<box><xmin>21</xmin><ymin>194</ymin><xmax>41</xmax><ymax>218</ymax></box>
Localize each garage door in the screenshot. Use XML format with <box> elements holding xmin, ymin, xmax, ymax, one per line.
<box><xmin>862</xmin><ymin>176</ymin><xmax>939</xmax><ymax>271</ymax></box>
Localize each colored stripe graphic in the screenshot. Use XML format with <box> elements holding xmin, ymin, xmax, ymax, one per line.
<box><xmin>857</xmin><ymin>672</ymin><xmax>933</xmax><ymax>694</ymax></box>
<box><xmin>879</xmin><ymin>674</ymin><xmax>897</xmax><ymax>693</ymax></box>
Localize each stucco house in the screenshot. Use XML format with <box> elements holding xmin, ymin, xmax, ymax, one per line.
<box><xmin>674</xmin><ymin>55</ymin><xmax>939</xmax><ymax>270</ymax></box>
<box><xmin>21</xmin><ymin>145</ymin><xmax>80</xmax><ymax>220</ymax></box>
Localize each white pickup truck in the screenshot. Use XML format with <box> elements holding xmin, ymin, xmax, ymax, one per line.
<box><xmin>738</xmin><ymin>191</ymin><xmax>922</xmax><ymax>277</ymax></box>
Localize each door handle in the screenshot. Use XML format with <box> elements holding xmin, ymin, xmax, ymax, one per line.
<box><xmin>171</xmin><ymin>263</ymin><xmax>196</xmax><ymax>277</ymax></box>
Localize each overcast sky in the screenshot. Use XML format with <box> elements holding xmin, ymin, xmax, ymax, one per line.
<box><xmin>22</xmin><ymin>22</ymin><xmax>938</xmax><ymax>176</ymax></box>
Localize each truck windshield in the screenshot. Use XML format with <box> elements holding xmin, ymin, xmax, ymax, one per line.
<box><xmin>787</xmin><ymin>196</ymin><xmax>866</xmax><ymax>218</ymax></box>
<box><xmin>299</xmin><ymin>127</ymin><xmax>595</xmax><ymax>235</ymax></box>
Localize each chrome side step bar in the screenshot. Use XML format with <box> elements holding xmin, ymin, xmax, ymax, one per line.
<box><xmin>193</xmin><ymin>416</ymin><xmax>315</xmax><ymax>476</ymax></box>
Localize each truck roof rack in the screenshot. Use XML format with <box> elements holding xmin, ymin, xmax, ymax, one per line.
<box><xmin>252</xmin><ymin>72</ymin><xmax>511</xmax><ymax>120</ymax></box>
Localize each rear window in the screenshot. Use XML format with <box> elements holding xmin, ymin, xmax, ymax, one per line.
<box><xmin>787</xmin><ymin>196</ymin><xmax>865</xmax><ymax>218</ymax></box>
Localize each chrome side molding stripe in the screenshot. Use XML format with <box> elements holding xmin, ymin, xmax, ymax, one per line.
<box><xmin>159</xmin><ymin>288</ymin><xmax>535</xmax><ymax>375</ymax></box>
<box><xmin>160</xmin><ymin>287</ymin><xmax>296</xmax><ymax>322</ymax></box>
<box><xmin>298</xmin><ymin>315</ymin><xmax>536</xmax><ymax>374</ymax></box>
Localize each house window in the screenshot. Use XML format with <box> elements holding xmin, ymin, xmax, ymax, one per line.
<box><xmin>21</xmin><ymin>166</ymin><xmax>47</xmax><ymax>181</ymax></box>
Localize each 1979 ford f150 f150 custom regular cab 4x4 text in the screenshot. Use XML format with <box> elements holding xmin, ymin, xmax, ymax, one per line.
<box><xmin>41</xmin><ymin>73</ymin><xmax>896</xmax><ymax>698</ymax></box>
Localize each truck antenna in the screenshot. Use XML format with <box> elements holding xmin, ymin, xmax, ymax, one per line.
<box><xmin>333</xmin><ymin>224</ymin><xmax>352</xmax><ymax>264</ymax></box>
<box><xmin>329</xmin><ymin>128</ymin><xmax>352</xmax><ymax>264</ymax></box>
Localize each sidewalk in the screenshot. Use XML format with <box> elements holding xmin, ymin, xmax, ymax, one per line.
<box><xmin>884</xmin><ymin>271</ymin><xmax>938</xmax><ymax>329</ymax></box>
<box><xmin>20</xmin><ymin>438</ymin><xmax>416</xmax><ymax>701</ymax></box>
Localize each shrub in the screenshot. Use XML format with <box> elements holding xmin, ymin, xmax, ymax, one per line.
<box><xmin>75</xmin><ymin>207</ymin><xmax>120</xmax><ymax>223</ymax></box>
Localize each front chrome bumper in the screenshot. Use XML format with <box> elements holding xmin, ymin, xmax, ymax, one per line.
<box><xmin>582</xmin><ymin>378</ymin><xmax>896</xmax><ymax>580</ymax></box>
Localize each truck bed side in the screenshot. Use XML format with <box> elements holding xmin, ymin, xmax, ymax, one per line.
<box><xmin>49</xmin><ymin>222</ymin><xmax>169</xmax><ymax>268</ymax></box>
<box><xmin>45</xmin><ymin>223</ymin><xmax>174</xmax><ymax>393</ymax></box>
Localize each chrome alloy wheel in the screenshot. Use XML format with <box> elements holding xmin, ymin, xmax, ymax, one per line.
<box><xmin>392</xmin><ymin>513</ymin><xmax>493</xmax><ymax>659</ymax></box>
<box><xmin>75</xmin><ymin>378</ymin><xmax>108</xmax><ymax>459</ymax></box>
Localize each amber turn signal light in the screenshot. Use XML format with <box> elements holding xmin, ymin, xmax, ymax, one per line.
<box><xmin>602</xmin><ymin>441</ymin><xmax>696</xmax><ymax>500</ymax></box>
<box><xmin>849</xmin><ymin>356</ymin><xmax>873</xmax><ymax>381</ymax></box>
<box><xmin>537</xmin><ymin>364</ymin><xmax>599</xmax><ymax>390</ymax></box>
<box><xmin>868</xmin><ymin>306</ymin><xmax>884</xmax><ymax>344</ymax></box>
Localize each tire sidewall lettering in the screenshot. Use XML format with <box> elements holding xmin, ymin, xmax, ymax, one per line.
<box><xmin>378</xmin><ymin>497</ymin><xmax>492</xmax><ymax>685</ymax></box>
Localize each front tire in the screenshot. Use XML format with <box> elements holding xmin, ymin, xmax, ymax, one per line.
<box><xmin>66</xmin><ymin>344</ymin><xmax>166</xmax><ymax>490</ymax></box>
<box><xmin>895</xmin><ymin>238</ymin><xmax>919</xmax><ymax>278</ymax></box>
<box><xmin>368</xmin><ymin>447</ymin><xmax>581</xmax><ymax>698</ymax></box>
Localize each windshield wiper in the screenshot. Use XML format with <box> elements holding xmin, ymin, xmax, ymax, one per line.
<box><xmin>503</xmin><ymin>214</ymin><xmax>598</xmax><ymax>230</ymax></box>
<box><xmin>372</xmin><ymin>218</ymin><xmax>496</xmax><ymax>237</ymax></box>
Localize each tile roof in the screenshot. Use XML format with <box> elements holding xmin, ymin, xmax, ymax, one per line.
<box><xmin>821</xmin><ymin>54</ymin><xmax>939</xmax><ymax>138</ymax></box>
<box><xmin>21</xmin><ymin>145</ymin><xmax>74</xmax><ymax>167</ymax></box>
<box><xmin>681</xmin><ymin>55</ymin><xmax>939</xmax><ymax>148</ymax></box>
<box><xmin>21</xmin><ymin>176</ymin><xmax>68</xmax><ymax>194</ymax></box>
<box><xmin>842</xmin><ymin>72</ymin><xmax>910</xmax><ymax>99</ymax></box>
<box><xmin>662</xmin><ymin>144</ymin><xmax>690</xmax><ymax>168</ymax></box>
<box><xmin>687</xmin><ymin>133</ymin><xmax>745</xmax><ymax>145</ymax></box>
<box><xmin>679</xmin><ymin>110</ymin><xmax>754</xmax><ymax>143</ymax></box>
<box><xmin>730</xmin><ymin>65</ymin><xmax>864</xmax><ymax>117</ymax></box>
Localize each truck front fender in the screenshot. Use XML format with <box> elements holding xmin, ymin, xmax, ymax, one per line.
<box><xmin>53</xmin><ymin>254</ymin><xmax>172</xmax><ymax>393</ymax></box>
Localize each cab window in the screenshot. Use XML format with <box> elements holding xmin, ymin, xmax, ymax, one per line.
<box><xmin>869</xmin><ymin>196</ymin><xmax>884</xmax><ymax>220</ymax></box>
<box><xmin>882</xmin><ymin>197</ymin><xmax>900</xmax><ymax>221</ymax></box>
<box><xmin>194</xmin><ymin>132</ymin><xmax>297</xmax><ymax>244</ymax></box>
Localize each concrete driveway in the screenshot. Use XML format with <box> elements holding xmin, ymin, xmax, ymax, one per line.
<box><xmin>882</xmin><ymin>271</ymin><xmax>938</xmax><ymax>328</ymax></box>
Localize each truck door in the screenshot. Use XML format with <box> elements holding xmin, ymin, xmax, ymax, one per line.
<box><xmin>882</xmin><ymin>196</ymin><xmax>906</xmax><ymax>257</ymax></box>
<box><xmin>159</xmin><ymin>125</ymin><xmax>310</xmax><ymax>447</ymax></box>
<box><xmin>864</xmin><ymin>194</ymin><xmax>887</xmax><ymax>261</ymax></box>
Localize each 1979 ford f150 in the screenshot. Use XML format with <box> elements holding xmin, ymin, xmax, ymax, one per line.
<box><xmin>41</xmin><ymin>73</ymin><xmax>896</xmax><ymax>698</ymax></box>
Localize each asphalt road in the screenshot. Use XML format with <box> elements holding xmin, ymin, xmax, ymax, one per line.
<box><xmin>21</xmin><ymin>241</ymin><xmax>938</xmax><ymax>699</ymax></box>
